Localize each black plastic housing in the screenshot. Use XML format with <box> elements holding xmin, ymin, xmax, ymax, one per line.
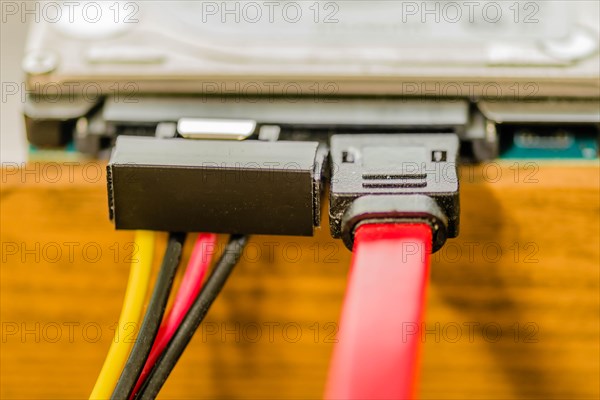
<box><xmin>107</xmin><ymin>136</ymin><xmax>326</xmax><ymax>236</ymax></box>
<box><xmin>329</xmin><ymin>134</ymin><xmax>460</xmax><ymax>251</ymax></box>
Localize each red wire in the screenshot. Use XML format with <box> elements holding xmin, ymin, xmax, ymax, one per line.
<box><xmin>324</xmin><ymin>223</ymin><xmax>432</xmax><ymax>400</ymax></box>
<box><xmin>130</xmin><ymin>233</ymin><xmax>218</xmax><ymax>398</ymax></box>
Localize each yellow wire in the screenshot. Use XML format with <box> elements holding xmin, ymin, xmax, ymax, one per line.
<box><xmin>90</xmin><ymin>231</ymin><xmax>155</xmax><ymax>400</ymax></box>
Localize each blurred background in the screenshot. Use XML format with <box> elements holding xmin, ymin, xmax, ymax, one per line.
<box><xmin>1</xmin><ymin>9</ymin><xmax>28</xmax><ymax>163</ymax></box>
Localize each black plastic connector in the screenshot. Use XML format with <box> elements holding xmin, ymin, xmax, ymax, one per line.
<box><xmin>107</xmin><ymin>136</ymin><xmax>327</xmax><ymax>236</ymax></box>
<box><xmin>329</xmin><ymin>134</ymin><xmax>460</xmax><ymax>252</ymax></box>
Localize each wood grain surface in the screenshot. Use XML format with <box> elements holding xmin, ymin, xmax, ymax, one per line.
<box><xmin>1</xmin><ymin>162</ymin><xmax>598</xmax><ymax>399</ymax></box>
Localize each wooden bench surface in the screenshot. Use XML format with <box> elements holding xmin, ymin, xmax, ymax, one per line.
<box><xmin>1</xmin><ymin>162</ymin><xmax>598</xmax><ymax>399</ymax></box>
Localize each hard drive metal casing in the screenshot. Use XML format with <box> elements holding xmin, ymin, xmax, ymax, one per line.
<box><xmin>18</xmin><ymin>1</ymin><xmax>600</xmax><ymax>158</ymax></box>
<box><xmin>22</xmin><ymin>1</ymin><xmax>600</xmax><ymax>98</ymax></box>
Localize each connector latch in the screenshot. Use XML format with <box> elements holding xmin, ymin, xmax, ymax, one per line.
<box><xmin>329</xmin><ymin>134</ymin><xmax>460</xmax><ymax>252</ymax></box>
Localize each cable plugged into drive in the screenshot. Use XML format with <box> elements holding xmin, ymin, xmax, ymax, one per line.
<box><xmin>102</xmin><ymin>135</ymin><xmax>328</xmax><ymax>398</ymax></box>
<box><xmin>328</xmin><ymin>133</ymin><xmax>460</xmax><ymax>252</ymax></box>
<box><xmin>325</xmin><ymin>133</ymin><xmax>460</xmax><ymax>400</ymax></box>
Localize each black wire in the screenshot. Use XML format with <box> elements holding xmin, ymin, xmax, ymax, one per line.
<box><xmin>111</xmin><ymin>232</ymin><xmax>186</xmax><ymax>400</ymax></box>
<box><xmin>136</xmin><ymin>234</ymin><xmax>248</xmax><ymax>400</ymax></box>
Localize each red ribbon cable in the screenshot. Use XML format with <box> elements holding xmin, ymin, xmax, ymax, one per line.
<box><xmin>325</xmin><ymin>223</ymin><xmax>432</xmax><ymax>400</ymax></box>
